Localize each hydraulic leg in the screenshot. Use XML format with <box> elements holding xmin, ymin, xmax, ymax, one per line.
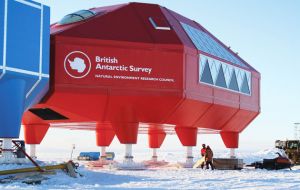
<box><xmin>124</xmin><ymin>144</ymin><xmax>133</xmax><ymax>163</ymax></box>
<box><xmin>175</xmin><ymin>127</ymin><xmax>198</xmax><ymax>167</ymax></box>
<box><xmin>23</xmin><ymin>124</ymin><xmax>49</xmax><ymax>145</ymax></box>
<box><xmin>152</xmin><ymin>148</ymin><xmax>158</xmax><ymax>162</ymax></box>
<box><xmin>100</xmin><ymin>146</ymin><xmax>107</xmax><ymax>160</ymax></box>
<box><xmin>186</xmin><ymin>146</ymin><xmax>194</xmax><ymax>166</ymax></box>
<box><xmin>220</xmin><ymin>131</ymin><xmax>239</xmax><ymax>148</ymax></box>
<box><xmin>95</xmin><ymin>125</ymin><xmax>115</xmax><ymax>161</ymax></box>
<box><xmin>148</xmin><ymin>127</ymin><xmax>166</xmax><ymax>162</ymax></box>
<box><xmin>112</xmin><ymin>122</ymin><xmax>139</xmax><ymax>164</ymax></box>
<box><xmin>230</xmin><ymin>148</ymin><xmax>236</xmax><ymax>158</ymax></box>
<box><xmin>112</xmin><ymin>122</ymin><xmax>145</xmax><ymax>169</ymax></box>
<box><xmin>30</xmin><ymin>144</ymin><xmax>37</xmax><ymax>159</ymax></box>
<box><xmin>0</xmin><ymin>138</ymin><xmax>14</xmax><ymax>163</ymax></box>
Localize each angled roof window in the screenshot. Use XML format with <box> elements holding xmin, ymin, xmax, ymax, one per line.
<box><xmin>59</xmin><ymin>10</ymin><xmax>96</xmax><ymax>25</ymax></box>
<box><xmin>181</xmin><ymin>22</ymin><xmax>248</xmax><ymax>68</ymax></box>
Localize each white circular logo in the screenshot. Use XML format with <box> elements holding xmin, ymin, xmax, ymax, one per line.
<box><xmin>64</xmin><ymin>51</ymin><xmax>91</xmax><ymax>78</ymax></box>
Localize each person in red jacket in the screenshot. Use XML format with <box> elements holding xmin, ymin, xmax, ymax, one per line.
<box><xmin>200</xmin><ymin>144</ymin><xmax>206</xmax><ymax>169</ymax></box>
<box><xmin>201</xmin><ymin>144</ymin><xmax>206</xmax><ymax>156</ymax></box>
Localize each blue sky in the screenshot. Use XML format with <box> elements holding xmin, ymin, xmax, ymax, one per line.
<box><xmin>32</xmin><ymin>0</ymin><xmax>300</xmax><ymax>152</ymax></box>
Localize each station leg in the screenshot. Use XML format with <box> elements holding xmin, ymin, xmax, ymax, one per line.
<box><xmin>112</xmin><ymin>123</ymin><xmax>140</xmax><ymax>163</ymax></box>
<box><xmin>95</xmin><ymin>126</ymin><xmax>115</xmax><ymax>161</ymax></box>
<box><xmin>111</xmin><ymin>123</ymin><xmax>145</xmax><ymax>169</ymax></box>
<box><xmin>100</xmin><ymin>146</ymin><xmax>107</xmax><ymax>160</ymax></box>
<box><xmin>186</xmin><ymin>146</ymin><xmax>194</xmax><ymax>166</ymax></box>
<box><xmin>86</xmin><ymin>125</ymin><xmax>115</xmax><ymax>168</ymax></box>
<box><xmin>220</xmin><ymin>131</ymin><xmax>239</xmax><ymax>148</ymax></box>
<box><xmin>152</xmin><ymin>148</ymin><xmax>158</xmax><ymax>162</ymax></box>
<box><xmin>230</xmin><ymin>148</ymin><xmax>236</xmax><ymax>158</ymax></box>
<box><xmin>30</xmin><ymin>144</ymin><xmax>37</xmax><ymax>159</ymax></box>
<box><xmin>115</xmin><ymin>143</ymin><xmax>145</xmax><ymax>170</ymax></box>
<box><xmin>22</xmin><ymin>124</ymin><xmax>49</xmax><ymax>160</ymax></box>
<box><xmin>175</xmin><ymin>127</ymin><xmax>197</xmax><ymax>167</ymax></box>
<box><xmin>124</xmin><ymin>144</ymin><xmax>133</xmax><ymax>163</ymax></box>
<box><xmin>95</xmin><ymin>126</ymin><xmax>115</xmax><ymax>147</ymax></box>
<box><xmin>23</xmin><ymin>124</ymin><xmax>49</xmax><ymax>145</ymax></box>
<box><xmin>220</xmin><ymin>132</ymin><xmax>239</xmax><ymax>158</ymax></box>
<box><xmin>0</xmin><ymin>138</ymin><xmax>14</xmax><ymax>163</ymax></box>
<box><xmin>112</xmin><ymin>123</ymin><xmax>139</xmax><ymax>144</ymax></box>
<box><xmin>148</xmin><ymin>129</ymin><xmax>166</xmax><ymax>162</ymax></box>
<box><xmin>175</xmin><ymin>127</ymin><xmax>198</xmax><ymax>146</ymax></box>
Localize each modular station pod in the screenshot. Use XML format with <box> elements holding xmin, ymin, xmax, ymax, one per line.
<box><xmin>22</xmin><ymin>3</ymin><xmax>260</xmax><ymax>167</ymax></box>
<box><xmin>0</xmin><ymin>0</ymin><xmax>50</xmax><ymax>163</ymax></box>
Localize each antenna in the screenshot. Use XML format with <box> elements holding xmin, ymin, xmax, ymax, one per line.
<box><xmin>70</xmin><ymin>144</ymin><xmax>75</xmax><ymax>160</ymax></box>
<box><xmin>294</xmin><ymin>123</ymin><xmax>300</xmax><ymax>140</ymax></box>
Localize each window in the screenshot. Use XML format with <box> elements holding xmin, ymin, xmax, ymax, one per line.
<box><xmin>287</xmin><ymin>142</ymin><xmax>299</xmax><ymax>149</ymax></box>
<box><xmin>241</xmin><ymin>73</ymin><xmax>251</xmax><ymax>94</ymax></box>
<box><xmin>58</xmin><ymin>10</ymin><xmax>96</xmax><ymax>25</ymax></box>
<box><xmin>200</xmin><ymin>60</ymin><xmax>214</xmax><ymax>84</ymax></box>
<box><xmin>215</xmin><ymin>65</ymin><xmax>227</xmax><ymax>88</ymax></box>
<box><xmin>228</xmin><ymin>70</ymin><xmax>239</xmax><ymax>91</ymax></box>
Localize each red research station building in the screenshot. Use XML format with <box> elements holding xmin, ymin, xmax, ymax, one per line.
<box><xmin>22</xmin><ymin>2</ymin><xmax>260</xmax><ymax>162</ymax></box>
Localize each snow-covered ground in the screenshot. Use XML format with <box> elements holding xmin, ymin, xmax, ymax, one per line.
<box><xmin>1</xmin><ymin>148</ymin><xmax>300</xmax><ymax>190</ymax></box>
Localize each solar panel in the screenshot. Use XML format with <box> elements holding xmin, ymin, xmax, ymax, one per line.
<box><xmin>181</xmin><ymin>22</ymin><xmax>248</xmax><ymax>68</ymax></box>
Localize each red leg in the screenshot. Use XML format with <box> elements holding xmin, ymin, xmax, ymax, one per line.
<box><xmin>112</xmin><ymin>123</ymin><xmax>139</xmax><ymax>144</ymax></box>
<box><xmin>175</xmin><ymin>126</ymin><xmax>198</xmax><ymax>146</ymax></box>
<box><xmin>23</xmin><ymin>124</ymin><xmax>49</xmax><ymax>144</ymax></box>
<box><xmin>96</xmin><ymin>124</ymin><xmax>115</xmax><ymax>147</ymax></box>
<box><xmin>220</xmin><ymin>131</ymin><xmax>239</xmax><ymax>148</ymax></box>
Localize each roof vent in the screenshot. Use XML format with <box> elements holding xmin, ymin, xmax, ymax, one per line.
<box><xmin>58</xmin><ymin>10</ymin><xmax>96</xmax><ymax>25</ymax></box>
<box><xmin>149</xmin><ymin>17</ymin><xmax>171</xmax><ymax>30</ymax></box>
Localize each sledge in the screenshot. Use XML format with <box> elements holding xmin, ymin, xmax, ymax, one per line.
<box><xmin>248</xmin><ymin>153</ymin><xmax>293</xmax><ymax>170</ymax></box>
<box><xmin>0</xmin><ymin>161</ymin><xmax>80</xmax><ymax>178</ymax></box>
<box><xmin>213</xmin><ymin>158</ymin><xmax>243</xmax><ymax>170</ymax></box>
<box><xmin>193</xmin><ymin>157</ymin><xmax>205</xmax><ymax>168</ymax></box>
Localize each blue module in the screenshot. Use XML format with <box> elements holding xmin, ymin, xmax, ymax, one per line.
<box><xmin>0</xmin><ymin>0</ymin><xmax>50</xmax><ymax>138</ymax></box>
<box><xmin>79</xmin><ymin>152</ymin><xmax>101</xmax><ymax>161</ymax></box>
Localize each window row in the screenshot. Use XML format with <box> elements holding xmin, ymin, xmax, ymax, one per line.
<box><xmin>199</xmin><ymin>55</ymin><xmax>251</xmax><ymax>95</ymax></box>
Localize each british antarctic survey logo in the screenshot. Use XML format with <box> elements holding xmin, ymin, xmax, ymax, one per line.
<box><xmin>64</xmin><ymin>51</ymin><xmax>91</xmax><ymax>78</ymax></box>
